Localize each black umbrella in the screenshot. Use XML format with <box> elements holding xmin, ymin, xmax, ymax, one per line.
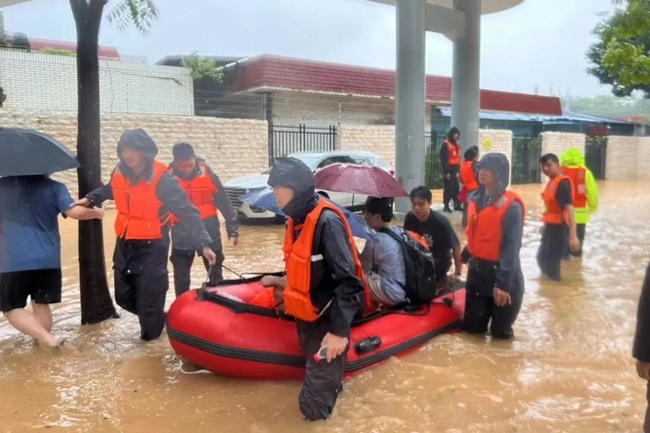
<box><xmin>0</xmin><ymin>127</ymin><xmax>80</xmax><ymax>177</ymax></box>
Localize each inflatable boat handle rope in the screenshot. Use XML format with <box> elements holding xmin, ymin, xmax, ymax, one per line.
<box><xmin>179</xmin><ymin>364</ymin><xmax>212</xmax><ymax>375</ymax></box>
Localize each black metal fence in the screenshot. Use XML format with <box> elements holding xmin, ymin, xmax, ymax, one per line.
<box><xmin>425</xmin><ymin>132</ymin><xmax>445</xmax><ymax>189</ymax></box>
<box><xmin>585</xmin><ymin>137</ymin><xmax>608</xmax><ymax>180</ymax></box>
<box><xmin>511</xmin><ymin>136</ymin><xmax>542</xmax><ymax>184</ymax></box>
<box><xmin>268</xmin><ymin>123</ymin><xmax>337</xmax><ymax>165</ymax></box>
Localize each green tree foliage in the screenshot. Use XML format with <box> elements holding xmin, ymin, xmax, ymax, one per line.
<box><xmin>564</xmin><ymin>94</ymin><xmax>650</xmax><ymax>120</ymax></box>
<box><xmin>588</xmin><ymin>0</ymin><xmax>650</xmax><ymax>97</ymax></box>
<box><xmin>107</xmin><ymin>0</ymin><xmax>159</xmax><ymax>33</ymax></box>
<box><xmin>181</xmin><ymin>55</ymin><xmax>225</xmax><ymax>82</ymax></box>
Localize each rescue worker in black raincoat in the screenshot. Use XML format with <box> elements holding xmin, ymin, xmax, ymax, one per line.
<box><xmin>633</xmin><ymin>261</ymin><xmax>650</xmax><ymax>432</ymax></box>
<box><xmin>75</xmin><ymin>129</ymin><xmax>215</xmax><ymax>341</ymax></box>
<box><xmin>439</xmin><ymin>127</ymin><xmax>463</xmax><ymax>213</ymax></box>
<box><xmin>462</xmin><ymin>153</ymin><xmax>525</xmax><ymax>340</ymax></box>
<box><xmin>259</xmin><ymin>157</ymin><xmax>366</xmax><ymax>421</ymax></box>
<box><xmin>168</xmin><ymin>142</ymin><xmax>239</xmax><ymax>296</ymax></box>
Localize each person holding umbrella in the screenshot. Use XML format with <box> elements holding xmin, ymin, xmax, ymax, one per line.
<box><xmin>167</xmin><ymin>142</ymin><xmax>239</xmax><ymax>296</ymax></box>
<box><xmin>74</xmin><ymin>129</ymin><xmax>216</xmax><ymax>342</ymax></box>
<box><xmin>0</xmin><ymin>128</ymin><xmax>104</xmax><ymax>348</ymax></box>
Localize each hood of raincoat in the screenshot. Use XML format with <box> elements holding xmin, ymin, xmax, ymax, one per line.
<box><xmin>116</xmin><ymin>129</ymin><xmax>159</xmax><ymax>179</ymax></box>
<box><xmin>267</xmin><ymin>157</ymin><xmax>319</xmax><ymax>220</ymax></box>
<box><xmin>475</xmin><ymin>152</ymin><xmax>510</xmax><ymax>196</ymax></box>
<box><xmin>560</xmin><ymin>147</ymin><xmax>586</xmax><ymax>168</ymax></box>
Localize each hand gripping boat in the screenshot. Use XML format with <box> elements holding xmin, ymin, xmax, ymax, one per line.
<box><xmin>166</xmin><ymin>273</ymin><xmax>466</xmax><ymax>380</ymax></box>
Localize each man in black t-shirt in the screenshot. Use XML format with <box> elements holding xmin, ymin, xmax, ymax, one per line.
<box><xmin>537</xmin><ymin>153</ymin><xmax>580</xmax><ymax>282</ymax></box>
<box><xmin>404</xmin><ymin>186</ymin><xmax>462</xmax><ymax>286</ymax></box>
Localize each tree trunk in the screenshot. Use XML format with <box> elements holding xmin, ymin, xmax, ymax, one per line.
<box><xmin>71</xmin><ymin>0</ymin><xmax>118</xmax><ymax>324</ymax></box>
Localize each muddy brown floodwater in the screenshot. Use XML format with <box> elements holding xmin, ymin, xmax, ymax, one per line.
<box><xmin>0</xmin><ymin>181</ymin><xmax>648</xmax><ymax>432</ymax></box>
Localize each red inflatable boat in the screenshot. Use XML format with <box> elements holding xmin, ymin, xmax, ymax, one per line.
<box><xmin>166</xmin><ymin>274</ymin><xmax>466</xmax><ymax>380</ymax></box>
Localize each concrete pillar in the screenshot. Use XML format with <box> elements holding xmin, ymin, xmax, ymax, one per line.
<box><xmin>451</xmin><ymin>0</ymin><xmax>481</xmax><ymax>154</ymax></box>
<box><xmin>394</xmin><ymin>0</ymin><xmax>426</xmax><ymax>215</ymax></box>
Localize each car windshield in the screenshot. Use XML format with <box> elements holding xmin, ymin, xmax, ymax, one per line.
<box><xmin>262</xmin><ymin>155</ymin><xmax>321</xmax><ymax>174</ymax></box>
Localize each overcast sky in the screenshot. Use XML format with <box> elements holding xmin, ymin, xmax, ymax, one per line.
<box><xmin>3</xmin><ymin>0</ymin><xmax>617</xmax><ymax>97</ymax></box>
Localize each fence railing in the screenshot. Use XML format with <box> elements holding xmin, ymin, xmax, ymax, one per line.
<box><xmin>268</xmin><ymin>123</ymin><xmax>337</xmax><ymax>166</ymax></box>
<box><xmin>511</xmin><ymin>135</ymin><xmax>542</xmax><ymax>185</ymax></box>
<box><xmin>585</xmin><ymin>137</ymin><xmax>608</xmax><ymax>180</ymax></box>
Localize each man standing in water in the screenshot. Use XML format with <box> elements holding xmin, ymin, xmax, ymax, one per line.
<box><xmin>260</xmin><ymin>157</ymin><xmax>366</xmax><ymax>421</ymax></box>
<box><xmin>634</xmin><ymin>262</ymin><xmax>650</xmax><ymax>432</ymax></box>
<box><xmin>463</xmin><ymin>153</ymin><xmax>525</xmax><ymax>339</ymax></box>
<box><xmin>560</xmin><ymin>147</ymin><xmax>599</xmax><ymax>258</ymax></box>
<box><xmin>0</xmin><ymin>175</ymin><xmax>103</xmax><ymax>347</ymax></box>
<box><xmin>537</xmin><ymin>153</ymin><xmax>580</xmax><ymax>281</ymax></box>
<box><xmin>75</xmin><ymin>129</ymin><xmax>216</xmax><ymax>341</ymax></box>
<box><xmin>168</xmin><ymin>142</ymin><xmax>239</xmax><ymax>295</ymax></box>
<box><xmin>439</xmin><ymin>127</ymin><xmax>462</xmax><ymax>213</ymax></box>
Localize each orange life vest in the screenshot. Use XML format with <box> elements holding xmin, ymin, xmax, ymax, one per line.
<box><xmin>460</xmin><ymin>160</ymin><xmax>479</xmax><ymax>191</ymax></box>
<box><xmin>445</xmin><ymin>140</ymin><xmax>461</xmax><ymax>166</ymax></box>
<box><xmin>541</xmin><ymin>175</ymin><xmax>573</xmax><ymax>225</ymax></box>
<box><xmin>562</xmin><ymin>166</ymin><xmax>587</xmax><ymax>208</ymax></box>
<box><xmin>282</xmin><ymin>198</ymin><xmax>369</xmax><ymax>322</ymax></box>
<box><xmin>173</xmin><ymin>163</ymin><xmax>218</xmax><ymax>220</ymax></box>
<box><xmin>111</xmin><ymin>160</ymin><xmax>168</xmax><ymax>240</ymax></box>
<box><xmin>466</xmin><ymin>191</ymin><xmax>525</xmax><ymax>263</ymax></box>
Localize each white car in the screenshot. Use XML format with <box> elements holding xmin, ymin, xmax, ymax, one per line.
<box><xmin>224</xmin><ymin>150</ymin><xmax>393</xmax><ymax>222</ymax></box>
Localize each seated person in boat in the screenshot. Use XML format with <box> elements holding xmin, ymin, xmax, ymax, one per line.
<box><xmin>404</xmin><ymin>186</ymin><xmax>463</xmax><ymax>288</ymax></box>
<box><xmin>463</xmin><ymin>153</ymin><xmax>525</xmax><ymax>340</ymax></box>
<box><xmin>359</xmin><ymin>197</ymin><xmax>407</xmax><ymax>306</ymax></box>
<box><xmin>259</xmin><ymin>157</ymin><xmax>367</xmax><ymax>422</ymax></box>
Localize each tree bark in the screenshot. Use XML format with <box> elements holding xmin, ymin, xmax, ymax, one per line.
<box><xmin>71</xmin><ymin>0</ymin><xmax>118</xmax><ymax>324</ymax></box>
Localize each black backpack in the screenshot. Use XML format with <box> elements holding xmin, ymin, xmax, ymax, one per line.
<box><xmin>378</xmin><ymin>227</ymin><xmax>437</xmax><ymax>304</ymax></box>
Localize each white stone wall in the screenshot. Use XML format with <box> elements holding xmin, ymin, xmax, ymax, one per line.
<box><xmin>606</xmin><ymin>136</ymin><xmax>641</xmax><ymax>181</ymax></box>
<box><xmin>270</xmin><ymin>92</ymin><xmax>435</xmax><ymax>130</ymax></box>
<box><xmin>0</xmin><ymin>50</ymin><xmax>194</xmax><ymax>116</ymax></box>
<box><xmin>0</xmin><ymin>109</ymin><xmax>268</xmax><ymax>198</ymax></box>
<box><xmin>635</xmin><ymin>137</ymin><xmax>650</xmax><ymax>180</ymax></box>
<box><xmin>339</xmin><ymin>124</ymin><xmax>396</xmax><ymax>167</ymax></box>
<box><xmin>540</xmin><ymin>132</ymin><xmax>586</xmax><ymax>182</ymax></box>
<box><xmin>479</xmin><ymin>128</ymin><xmax>513</xmax><ymax>163</ymax></box>
<box><xmin>339</xmin><ymin>125</ymin><xmax>513</xmax><ymax>174</ymax></box>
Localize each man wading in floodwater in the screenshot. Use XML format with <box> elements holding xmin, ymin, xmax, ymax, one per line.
<box><xmin>75</xmin><ymin>129</ymin><xmax>216</xmax><ymax>341</ymax></box>
<box><xmin>259</xmin><ymin>157</ymin><xmax>366</xmax><ymax>421</ymax></box>
<box><xmin>634</xmin><ymin>262</ymin><xmax>650</xmax><ymax>432</ymax></box>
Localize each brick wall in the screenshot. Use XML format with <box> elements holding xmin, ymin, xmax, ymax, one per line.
<box><xmin>0</xmin><ymin>109</ymin><xmax>268</xmax><ymax>198</ymax></box>
<box><xmin>606</xmin><ymin>136</ymin><xmax>641</xmax><ymax>180</ymax></box>
<box><xmin>0</xmin><ymin>50</ymin><xmax>194</xmax><ymax>116</ymax></box>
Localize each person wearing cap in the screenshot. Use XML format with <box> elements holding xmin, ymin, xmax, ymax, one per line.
<box><xmin>259</xmin><ymin>157</ymin><xmax>366</xmax><ymax>421</ymax></box>
<box><xmin>168</xmin><ymin>142</ymin><xmax>239</xmax><ymax>295</ymax></box>
<box><xmin>463</xmin><ymin>153</ymin><xmax>525</xmax><ymax>340</ymax></box>
<box><xmin>75</xmin><ymin>129</ymin><xmax>216</xmax><ymax>341</ymax></box>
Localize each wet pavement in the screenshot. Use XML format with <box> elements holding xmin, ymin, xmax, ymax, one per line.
<box><xmin>0</xmin><ymin>181</ymin><xmax>648</xmax><ymax>432</ymax></box>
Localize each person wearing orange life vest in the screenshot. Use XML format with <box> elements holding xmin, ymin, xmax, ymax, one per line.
<box><xmin>537</xmin><ymin>153</ymin><xmax>580</xmax><ymax>282</ymax></box>
<box><xmin>77</xmin><ymin>129</ymin><xmax>216</xmax><ymax>341</ymax></box>
<box><xmin>440</xmin><ymin>127</ymin><xmax>463</xmax><ymax>213</ymax></box>
<box><xmin>459</xmin><ymin>145</ymin><xmax>480</xmax><ymax>228</ymax></box>
<box><xmin>560</xmin><ymin>147</ymin><xmax>599</xmax><ymax>258</ymax></box>
<box><xmin>462</xmin><ymin>153</ymin><xmax>525</xmax><ymax>340</ymax></box>
<box><xmin>259</xmin><ymin>157</ymin><xmax>365</xmax><ymax>421</ymax></box>
<box><xmin>168</xmin><ymin>142</ymin><xmax>239</xmax><ymax>296</ymax></box>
